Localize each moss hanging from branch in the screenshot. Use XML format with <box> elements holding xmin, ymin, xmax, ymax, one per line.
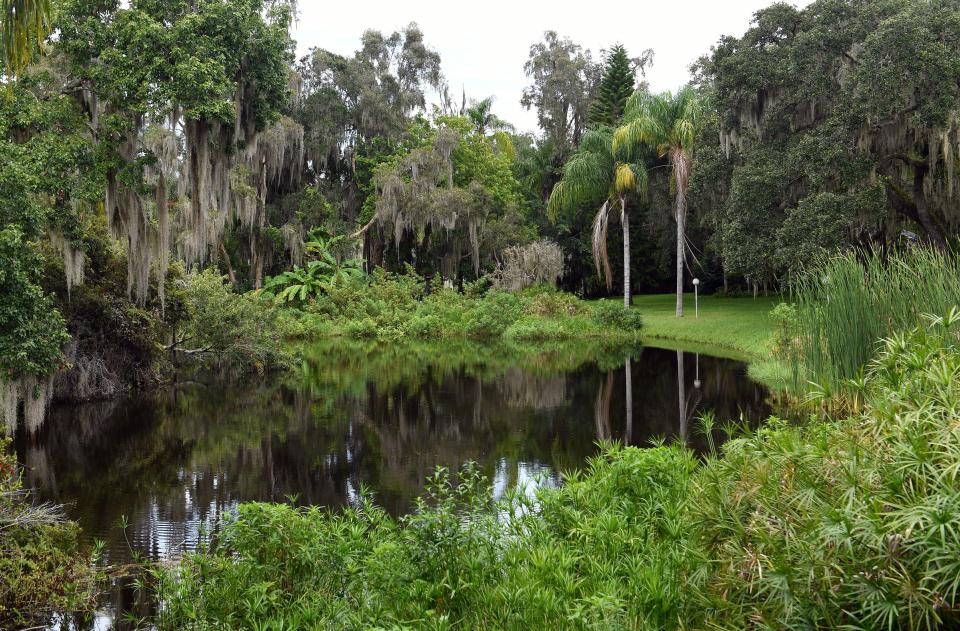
<box><xmin>367</xmin><ymin>126</ymin><xmax>489</xmax><ymax>276</ymax></box>
<box><xmin>48</xmin><ymin>228</ymin><xmax>84</xmax><ymax>299</ymax></box>
<box><xmin>1</xmin><ymin>375</ymin><xmax>54</xmax><ymax>436</ymax></box>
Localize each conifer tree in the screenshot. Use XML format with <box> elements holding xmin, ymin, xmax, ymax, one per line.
<box><xmin>589</xmin><ymin>45</ymin><xmax>636</xmax><ymax>126</ymax></box>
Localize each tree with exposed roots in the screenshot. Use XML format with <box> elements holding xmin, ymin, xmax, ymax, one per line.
<box><xmin>615</xmin><ymin>87</ymin><xmax>701</xmax><ymax>317</ymax></box>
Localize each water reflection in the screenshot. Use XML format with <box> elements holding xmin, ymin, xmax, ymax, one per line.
<box><xmin>16</xmin><ymin>342</ymin><xmax>769</xmax><ymax>566</ymax></box>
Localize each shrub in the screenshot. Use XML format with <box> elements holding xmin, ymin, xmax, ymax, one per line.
<box><xmin>0</xmin><ymin>440</ymin><xmax>100</xmax><ymax>628</ymax></box>
<box><xmin>403</xmin><ymin>314</ymin><xmax>443</xmax><ymax>338</ymax></box>
<box><xmin>463</xmin><ymin>276</ymin><xmax>492</xmax><ymax>298</ymax></box>
<box><xmin>592</xmin><ymin>301</ymin><xmax>643</xmax><ymax>331</ymax></box>
<box><xmin>492</xmin><ymin>240</ymin><xmax>564</xmax><ymax>292</ymax></box>
<box><xmin>769</xmin><ymin>302</ymin><xmax>798</xmax><ymax>359</ymax></box>
<box><xmin>505</xmin><ymin>316</ymin><xmax>580</xmax><ymax>341</ymax></box>
<box><xmin>342</xmin><ymin>317</ymin><xmax>378</xmax><ymax>339</ymax></box>
<box><xmin>465</xmin><ymin>291</ymin><xmax>522</xmax><ymax>337</ymax></box>
<box><xmin>175</xmin><ymin>269</ymin><xmax>296</xmax><ymax>372</ymax></box>
<box><xmin>521</xmin><ymin>287</ymin><xmax>586</xmax><ymax>317</ymax></box>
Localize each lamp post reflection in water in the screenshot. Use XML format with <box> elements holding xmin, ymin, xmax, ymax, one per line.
<box><xmin>694</xmin><ymin>353</ymin><xmax>701</xmax><ymax>389</ymax></box>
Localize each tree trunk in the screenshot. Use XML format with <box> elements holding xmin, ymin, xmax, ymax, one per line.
<box><xmin>219</xmin><ymin>242</ymin><xmax>237</xmax><ymax>287</ymax></box>
<box><xmin>675</xmin><ymin>188</ymin><xmax>686</xmax><ymax>317</ymax></box>
<box><xmin>621</xmin><ymin>195</ymin><xmax>631</xmax><ymax>310</ymax></box>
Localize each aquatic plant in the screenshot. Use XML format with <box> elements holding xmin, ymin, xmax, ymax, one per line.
<box><xmin>788</xmin><ymin>247</ymin><xmax>960</xmax><ymax>390</ymax></box>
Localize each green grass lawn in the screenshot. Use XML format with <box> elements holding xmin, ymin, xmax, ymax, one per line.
<box><xmin>632</xmin><ymin>293</ymin><xmax>778</xmax><ymax>356</ymax></box>
<box><xmin>599</xmin><ymin>293</ymin><xmax>786</xmax><ymax>387</ymax></box>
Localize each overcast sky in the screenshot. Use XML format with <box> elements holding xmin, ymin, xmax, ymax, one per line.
<box><xmin>293</xmin><ymin>0</ymin><xmax>811</xmax><ymax>134</ymax></box>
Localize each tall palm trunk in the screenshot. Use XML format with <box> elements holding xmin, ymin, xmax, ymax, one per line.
<box><xmin>672</xmin><ymin>150</ymin><xmax>691</xmax><ymax>317</ymax></box>
<box><xmin>675</xmin><ymin>200</ymin><xmax>684</xmax><ymax>317</ymax></box>
<box><xmin>620</xmin><ymin>194</ymin><xmax>630</xmax><ymax>309</ymax></box>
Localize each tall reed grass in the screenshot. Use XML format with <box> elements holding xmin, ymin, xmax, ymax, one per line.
<box><xmin>790</xmin><ymin>247</ymin><xmax>960</xmax><ymax>390</ymax></box>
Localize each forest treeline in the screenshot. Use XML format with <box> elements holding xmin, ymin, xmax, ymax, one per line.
<box><xmin>2</xmin><ymin>0</ymin><xmax>960</xmax><ymax>417</ymax></box>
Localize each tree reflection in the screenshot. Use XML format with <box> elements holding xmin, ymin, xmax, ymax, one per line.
<box><xmin>17</xmin><ymin>343</ymin><xmax>769</xmax><ymax>568</ymax></box>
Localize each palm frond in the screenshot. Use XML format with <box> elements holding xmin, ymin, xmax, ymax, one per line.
<box><xmin>592</xmin><ymin>200</ymin><xmax>614</xmax><ymax>291</ymax></box>
<box><xmin>612</xmin><ymin>116</ymin><xmax>663</xmax><ymax>155</ymax></box>
<box><xmin>614</xmin><ymin>162</ymin><xmax>636</xmax><ymax>193</ymax></box>
<box><xmin>632</xmin><ymin>161</ymin><xmax>650</xmax><ymax>200</ymax></box>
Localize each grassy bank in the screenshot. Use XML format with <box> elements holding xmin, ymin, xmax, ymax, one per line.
<box><xmin>156</xmin><ymin>318</ymin><xmax>960</xmax><ymax>629</ymax></box>
<box><xmin>599</xmin><ymin>293</ymin><xmax>785</xmax><ymax>387</ymax></box>
<box><xmin>626</xmin><ymin>293</ymin><xmax>777</xmax><ymax>357</ymax></box>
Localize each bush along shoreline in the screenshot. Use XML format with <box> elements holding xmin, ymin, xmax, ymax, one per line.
<box><xmin>0</xmin><ymin>440</ymin><xmax>101</xmax><ymax>628</ymax></box>
<box><xmin>266</xmin><ymin>268</ymin><xmax>645</xmax><ymax>343</ymax></box>
<box><xmin>155</xmin><ymin>314</ymin><xmax>960</xmax><ymax>629</ymax></box>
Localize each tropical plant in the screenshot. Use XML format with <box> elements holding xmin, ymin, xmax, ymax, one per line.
<box><xmin>264</xmin><ymin>235</ymin><xmax>364</xmax><ymax>304</ymax></box>
<box><xmin>1</xmin><ymin>0</ymin><xmax>51</xmax><ymax>79</ymax></box>
<box><xmin>614</xmin><ymin>87</ymin><xmax>701</xmax><ymax>316</ymax></box>
<box><xmin>548</xmin><ymin>126</ymin><xmax>649</xmax><ymax>308</ymax></box>
<box><xmin>159</xmin><ymin>316</ymin><xmax>960</xmax><ymax>630</ymax></box>
<box><xmin>466</xmin><ymin>96</ymin><xmax>514</xmax><ymax>135</ymax></box>
<box><xmin>1</xmin><ymin>439</ymin><xmax>100</xmax><ymax>627</ymax></box>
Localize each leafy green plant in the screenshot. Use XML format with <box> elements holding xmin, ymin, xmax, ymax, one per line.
<box><xmin>789</xmin><ymin>247</ymin><xmax>960</xmax><ymax>392</ymax></box>
<box><xmin>592</xmin><ymin>301</ymin><xmax>643</xmax><ymax>331</ymax></box>
<box><xmin>769</xmin><ymin>302</ymin><xmax>798</xmax><ymax>359</ymax></box>
<box><xmin>464</xmin><ymin>291</ymin><xmax>523</xmax><ymax>337</ymax></box>
<box><xmin>0</xmin><ymin>439</ymin><xmax>100</xmax><ymax>628</ymax></box>
<box><xmin>159</xmin><ymin>317</ymin><xmax>960</xmax><ymax>629</ymax></box>
<box><xmin>521</xmin><ymin>286</ymin><xmax>586</xmax><ymax>317</ymax></box>
<box><xmin>264</xmin><ymin>235</ymin><xmax>364</xmax><ymax>304</ymax></box>
<box><xmin>173</xmin><ymin>269</ymin><xmax>296</xmax><ymax>373</ymax></box>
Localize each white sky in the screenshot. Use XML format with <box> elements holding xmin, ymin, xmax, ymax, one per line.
<box><xmin>293</xmin><ymin>0</ymin><xmax>811</xmax><ymax>135</ymax></box>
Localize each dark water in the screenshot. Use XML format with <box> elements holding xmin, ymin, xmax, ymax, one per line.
<box><xmin>15</xmin><ymin>341</ymin><xmax>769</xmax><ymax>628</ymax></box>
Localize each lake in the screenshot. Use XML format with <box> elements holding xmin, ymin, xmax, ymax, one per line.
<box><xmin>15</xmin><ymin>340</ymin><xmax>769</xmax><ymax>628</ymax></box>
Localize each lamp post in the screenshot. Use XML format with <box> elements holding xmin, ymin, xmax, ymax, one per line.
<box><xmin>692</xmin><ymin>278</ymin><xmax>700</xmax><ymax>318</ymax></box>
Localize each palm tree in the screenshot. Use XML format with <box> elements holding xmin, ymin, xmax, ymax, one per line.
<box><xmin>466</xmin><ymin>96</ymin><xmax>514</xmax><ymax>135</ymax></box>
<box><xmin>548</xmin><ymin>126</ymin><xmax>648</xmax><ymax>309</ymax></box>
<box><xmin>614</xmin><ymin>87</ymin><xmax>701</xmax><ymax>317</ymax></box>
<box><xmin>1</xmin><ymin>0</ymin><xmax>52</xmax><ymax>80</ymax></box>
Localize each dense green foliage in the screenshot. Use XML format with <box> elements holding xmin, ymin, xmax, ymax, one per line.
<box><xmin>0</xmin><ymin>227</ymin><xmax>68</xmax><ymax>379</ymax></box>
<box><xmin>0</xmin><ymin>440</ymin><xmax>99</xmax><ymax>628</ymax></box>
<box><xmin>267</xmin><ymin>268</ymin><xmax>642</xmax><ymax>343</ymax></box>
<box><xmin>785</xmin><ymin>247</ymin><xmax>960</xmax><ymax>392</ymax></box>
<box><xmin>588</xmin><ymin>44</ymin><xmax>640</xmax><ymax>127</ymax></box>
<box><xmin>159</xmin><ymin>317</ymin><xmax>960</xmax><ymax>629</ymax></box>
<box><xmin>693</xmin><ymin>0</ymin><xmax>960</xmax><ymax>288</ymax></box>
<box><xmin>0</xmin><ymin>0</ymin><xmax>51</xmax><ymax>79</ymax></box>
<box><xmin>6</xmin><ymin>0</ymin><xmax>960</xmax><ymax>624</ymax></box>
<box><xmin>4</xmin><ymin>0</ymin><xmax>955</xmax><ymax>410</ymax></box>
